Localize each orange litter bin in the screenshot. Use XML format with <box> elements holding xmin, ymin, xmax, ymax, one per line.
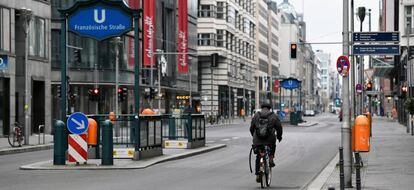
<box><xmin>353</xmin><ymin>115</ymin><xmax>370</xmax><ymax>152</ymax></box>
<box><xmin>87</xmin><ymin>118</ymin><xmax>98</xmax><ymax>146</ymax></box>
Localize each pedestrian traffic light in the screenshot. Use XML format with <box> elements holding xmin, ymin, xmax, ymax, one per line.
<box><xmin>74</xmin><ymin>50</ymin><xmax>82</xmax><ymax>65</ymax></box>
<box><xmin>88</xmin><ymin>88</ymin><xmax>100</xmax><ymax>101</ymax></box>
<box><xmin>118</xmin><ymin>87</ymin><xmax>128</xmax><ymax>102</ymax></box>
<box><xmin>290</xmin><ymin>43</ymin><xmax>297</xmax><ymax>59</ymax></box>
<box><xmin>366</xmin><ymin>81</ymin><xmax>373</xmax><ymax>91</ymax></box>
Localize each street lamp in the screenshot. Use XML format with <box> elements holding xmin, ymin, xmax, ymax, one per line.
<box><xmin>21</xmin><ymin>7</ymin><xmax>33</xmax><ymax>145</ymax></box>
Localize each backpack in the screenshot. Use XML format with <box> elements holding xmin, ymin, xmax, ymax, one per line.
<box><xmin>255</xmin><ymin>113</ymin><xmax>272</xmax><ymax>139</ymax></box>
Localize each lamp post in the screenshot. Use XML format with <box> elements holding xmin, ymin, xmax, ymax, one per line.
<box><xmin>21</xmin><ymin>8</ymin><xmax>33</xmax><ymax>145</ymax></box>
<box><xmin>357</xmin><ymin>7</ymin><xmax>366</xmax><ymax>116</ymax></box>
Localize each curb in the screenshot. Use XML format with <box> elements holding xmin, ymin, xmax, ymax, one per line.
<box><xmin>20</xmin><ymin>144</ymin><xmax>226</xmax><ymax>170</ymax></box>
<box><xmin>303</xmin><ymin>153</ymin><xmax>339</xmax><ymax>190</ymax></box>
<box><xmin>0</xmin><ymin>144</ymin><xmax>54</xmax><ymax>156</ymax></box>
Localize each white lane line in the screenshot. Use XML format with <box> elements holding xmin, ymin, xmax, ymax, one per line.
<box><xmin>232</xmin><ymin>137</ymin><xmax>240</xmax><ymax>140</ymax></box>
<box><xmin>221</xmin><ymin>139</ymin><xmax>231</xmax><ymax>141</ymax></box>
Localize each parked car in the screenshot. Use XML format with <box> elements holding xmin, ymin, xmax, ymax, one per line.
<box><xmin>304</xmin><ymin>110</ymin><xmax>316</xmax><ymax>116</ymax></box>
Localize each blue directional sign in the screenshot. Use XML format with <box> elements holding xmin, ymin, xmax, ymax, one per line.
<box><xmin>67</xmin><ymin>112</ymin><xmax>89</xmax><ymax>135</ymax></box>
<box><xmin>353</xmin><ymin>32</ymin><xmax>399</xmax><ymax>42</ymax></box>
<box><xmin>353</xmin><ymin>45</ymin><xmax>400</xmax><ymax>55</ymax></box>
<box><xmin>281</xmin><ymin>78</ymin><xmax>301</xmax><ymax>90</ymax></box>
<box><xmin>68</xmin><ymin>3</ymin><xmax>133</xmax><ymax>41</ymax></box>
<box><xmin>0</xmin><ymin>55</ymin><xmax>8</xmax><ymax>70</ymax></box>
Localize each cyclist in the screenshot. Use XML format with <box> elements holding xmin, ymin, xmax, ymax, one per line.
<box><xmin>250</xmin><ymin>103</ymin><xmax>283</xmax><ymax>182</ymax></box>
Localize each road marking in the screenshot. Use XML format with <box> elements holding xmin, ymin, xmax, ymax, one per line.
<box><xmin>221</xmin><ymin>139</ymin><xmax>230</xmax><ymax>141</ymax></box>
<box><xmin>232</xmin><ymin>137</ymin><xmax>240</xmax><ymax>140</ymax></box>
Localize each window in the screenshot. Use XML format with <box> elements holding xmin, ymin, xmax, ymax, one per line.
<box><xmin>29</xmin><ymin>17</ymin><xmax>46</xmax><ymax>58</ymax></box>
<box><xmin>226</xmin><ymin>32</ymin><xmax>234</xmax><ymax>50</ymax></box>
<box><xmin>406</xmin><ymin>6</ymin><xmax>414</xmax><ymax>34</ymax></box>
<box><xmin>216</xmin><ymin>2</ymin><xmax>226</xmax><ymax>19</ymax></box>
<box><xmin>198</xmin><ymin>5</ymin><xmax>215</xmax><ymax>18</ymax></box>
<box><xmin>198</xmin><ymin>33</ymin><xmax>215</xmax><ymax>46</ymax></box>
<box><xmin>227</xmin><ymin>5</ymin><xmax>235</xmax><ymax>27</ymax></box>
<box><xmin>244</xmin><ymin>18</ymin><xmax>250</xmax><ymax>35</ymax></box>
<box><xmin>0</xmin><ymin>8</ymin><xmax>11</xmax><ymax>51</ymax></box>
<box><xmin>216</xmin><ymin>30</ymin><xmax>225</xmax><ymax>47</ymax></box>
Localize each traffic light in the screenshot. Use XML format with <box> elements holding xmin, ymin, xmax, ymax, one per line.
<box><xmin>118</xmin><ymin>87</ymin><xmax>128</xmax><ymax>102</ymax></box>
<box><xmin>74</xmin><ymin>50</ymin><xmax>82</xmax><ymax>65</ymax></box>
<box><xmin>88</xmin><ymin>88</ymin><xmax>100</xmax><ymax>101</ymax></box>
<box><xmin>290</xmin><ymin>43</ymin><xmax>297</xmax><ymax>59</ymax></box>
<box><xmin>149</xmin><ymin>88</ymin><xmax>156</xmax><ymax>99</ymax></box>
<box><xmin>402</xmin><ymin>85</ymin><xmax>408</xmax><ymax>97</ymax></box>
<box><xmin>366</xmin><ymin>81</ymin><xmax>373</xmax><ymax>91</ymax></box>
<box><xmin>57</xmin><ymin>85</ymin><xmax>61</xmax><ymax>98</ymax></box>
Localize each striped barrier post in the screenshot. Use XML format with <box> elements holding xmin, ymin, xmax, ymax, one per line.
<box><xmin>68</xmin><ymin>134</ymin><xmax>88</xmax><ymax>163</ymax></box>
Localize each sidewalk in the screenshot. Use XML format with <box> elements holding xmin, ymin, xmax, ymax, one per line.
<box><xmin>20</xmin><ymin>144</ymin><xmax>226</xmax><ymax>170</ymax></box>
<box><xmin>308</xmin><ymin>116</ymin><xmax>414</xmax><ymax>190</ymax></box>
<box><xmin>0</xmin><ymin>134</ymin><xmax>54</xmax><ymax>155</ymax></box>
<box><xmin>206</xmin><ymin>117</ymin><xmax>251</xmax><ymax>127</ymax></box>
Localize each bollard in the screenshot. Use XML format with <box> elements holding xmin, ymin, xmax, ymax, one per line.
<box><xmin>339</xmin><ymin>147</ymin><xmax>345</xmax><ymax>190</ymax></box>
<box><xmin>53</xmin><ymin>120</ymin><xmax>66</xmax><ymax>165</ymax></box>
<box><xmin>101</xmin><ymin>120</ymin><xmax>113</xmax><ymax>165</ymax></box>
<box><xmin>355</xmin><ymin>152</ymin><xmax>361</xmax><ymax>190</ymax></box>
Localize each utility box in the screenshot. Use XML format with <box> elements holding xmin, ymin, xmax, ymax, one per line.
<box><xmin>353</xmin><ymin>115</ymin><xmax>370</xmax><ymax>152</ymax></box>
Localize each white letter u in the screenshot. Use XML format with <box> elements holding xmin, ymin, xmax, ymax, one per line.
<box><xmin>94</xmin><ymin>9</ymin><xmax>106</xmax><ymax>24</ymax></box>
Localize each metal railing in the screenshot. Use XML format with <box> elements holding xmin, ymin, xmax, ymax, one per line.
<box><xmin>162</xmin><ymin>114</ymin><xmax>205</xmax><ymax>142</ymax></box>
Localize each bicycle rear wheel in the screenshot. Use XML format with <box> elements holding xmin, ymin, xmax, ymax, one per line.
<box><xmin>8</xmin><ymin>131</ymin><xmax>18</xmax><ymax>147</ymax></box>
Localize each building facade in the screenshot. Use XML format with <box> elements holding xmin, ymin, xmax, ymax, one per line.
<box><xmin>50</xmin><ymin>0</ymin><xmax>198</xmax><ymax>120</ymax></box>
<box><xmin>0</xmin><ymin>0</ymin><xmax>51</xmax><ymax>136</ymax></box>
<box><xmin>315</xmin><ymin>50</ymin><xmax>331</xmax><ymax>112</ymax></box>
<box><xmin>197</xmin><ymin>0</ymin><xmax>256</xmax><ymax>117</ymax></box>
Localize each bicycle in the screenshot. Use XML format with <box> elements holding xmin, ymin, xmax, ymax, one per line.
<box><xmin>8</xmin><ymin>122</ymin><xmax>24</xmax><ymax>147</ymax></box>
<box><xmin>249</xmin><ymin>144</ymin><xmax>273</xmax><ymax>188</ymax></box>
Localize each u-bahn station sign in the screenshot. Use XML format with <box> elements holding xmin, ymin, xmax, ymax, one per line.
<box><xmin>64</xmin><ymin>0</ymin><xmax>133</xmax><ymax>41</ymax></box>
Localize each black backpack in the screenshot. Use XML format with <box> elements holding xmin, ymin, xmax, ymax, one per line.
<box><xmin>255</xmin><ymin>112</ymin><xmax>272</xmax><ymax>139</ymax></box>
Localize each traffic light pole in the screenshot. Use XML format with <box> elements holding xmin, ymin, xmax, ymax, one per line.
<box><xmin>113</xmin><ymin>37</ymin><xmax>121</xmax><ymax>137</ymax></box>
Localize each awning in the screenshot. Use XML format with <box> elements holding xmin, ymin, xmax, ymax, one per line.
<box><xmin>372</xmin><ymin>57</ymin><xmax>394</xmax><ymax>77</ymax></box>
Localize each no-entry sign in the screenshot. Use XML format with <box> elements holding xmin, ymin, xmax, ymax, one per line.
<box><xmin>336</xmin><ymin>56</ymin><xmax>350</xmax><ymax>77</ymax></box>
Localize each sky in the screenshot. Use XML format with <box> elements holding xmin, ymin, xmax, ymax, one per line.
<box><xmin>276</xmin><ymin>0</ymin><xmax>380</xmax><ymax>70</ymax></box>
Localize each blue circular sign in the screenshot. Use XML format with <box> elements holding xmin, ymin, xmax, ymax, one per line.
<box><xmin>68</xmin><ymin>3</ymin><xmax>133</xmax><ymax>41</ymax></box>
<box><xmin>67</xmin><ymin>112</ymin><xmax>89</xmax><ymax>134</ymax></box>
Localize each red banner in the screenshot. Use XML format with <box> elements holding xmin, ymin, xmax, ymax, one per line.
<box><xmin>273</xmin><ymin>80</ymin><xmax>280</xmax><ymax>93</ymax></box>
<box><xmin>128</xmin><ymin>0</ymin><xmax>140</xmax><ymax>9</ymax></box>
<box><xmin>177</xmin><ymin>0</ymin><xmax>188</xmax><ymax>73</ymax></box>
<box><xmin>143</xmin><ymin>0</ymin><xmax>155</xmax><ymax>67</ymax></box>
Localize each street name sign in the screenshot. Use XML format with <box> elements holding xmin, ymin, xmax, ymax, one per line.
<box><xmin>336</xmin><ymin>55</ymin><xmax>350</xmax><ymax>77</ymax></box>
<box><xmin>353</xmin><ymin>45</ymin><xmax>400</xmax><ymax>55</ymax></box>
<box><xmin>0</xmin><ymin>55</ymin><xmax>8</xmax><ymax>70</ymax></box>
<box><xmin>353</xmin><ymin>32</ymin><xmax>399</xmax><ymax>42</ymax></box>
<box><xmin>67</xmin><ymin>112</ymin><xmax>89</xmax><ymax>134</ymax></box>
<box><xmin>68</xmin><ymin>2</ymin><xmax>133</xmax><ymax>41</ymax></box>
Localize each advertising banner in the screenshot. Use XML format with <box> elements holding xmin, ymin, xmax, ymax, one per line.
<box><xmin>143</xmin><ymin>0</ymin><xmax>155</xmax><ymax>67</ymax></box>
<box><xmin>177</xmin><ymin>0</ymin><xmax>188</xmax><ymax>73</ymax></box>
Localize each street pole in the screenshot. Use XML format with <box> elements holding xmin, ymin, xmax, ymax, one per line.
<box><xmin>189</xmin><ymin>60</ymin><xmax>192</xmax><ymax>109</ymax></box>
<box><xmin>113</xmin><ymin>37</ymin><xmax>121</xmax><ymax>137</ymax></box>
<box><xmin>368</xmin><ymin>9</ymin><xmax>372</xmax><ymax>115</ymax></box>
<box><xmin>351</xmin><ymin>0</ymin><xmax>356</xmax><ymax>119</ymax></box>
<box><xmin>211</xmin><ymin>66</ymin><xmax>214</xmax><ymax>116</ymax></box>
<box><xmin>342</xmin><ymin>0</ymin><xmax>353</xmax><ymax>187</ymax></box>
<box><xmin>358</xmin><ymin>7</ymin><xmax>366</xmax><ymax>116</ymax></box>
<box><xmin>22</xmin><ymin>8</ymin><xmax>32</xmax><ymax>145</ymax></box>
<box><xmin>407</xmin><ymin>22</ymin><xmax>411</xmax><ymax>133</ymax></box>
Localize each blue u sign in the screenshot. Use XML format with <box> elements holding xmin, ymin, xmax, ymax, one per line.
<box><xmin>0</xmin><ymin>55</ymin><xmax>8</xmax><ymax>70</ymax></box>
<box><xmin>68</xmin><ymin>3</ymin><xmax>133</xmax><ymax>41</ymax></box>
<box><xmin>281</xmin><ymin>78</ymin><xmax>301</xmax><ymax>90</ymax></box>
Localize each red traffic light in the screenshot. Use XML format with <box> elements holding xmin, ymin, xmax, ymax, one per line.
<box><xmin>402</xmin><ymin>86</ymin><xmax>408</xmax><ymax>93</ymax></box>
<box><xmin>118</xmin><ymin>88</ymin><xmax>123</xmax><ymax>93</ymax></box>
<box><xmin>291</xmin><ymin>44</ymin><xmax>297</xmax><ymax>49</ymax></box>
<box><xmin>93</xmin><ymin>88</ymin><xmax>99</xmax><ymax>94</ymax></box>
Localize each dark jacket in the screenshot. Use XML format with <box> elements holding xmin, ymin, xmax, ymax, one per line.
<box><xmin>250</xmin><ymin>110</ymin><xmax>283</xmax><ymax>145</ymax></box>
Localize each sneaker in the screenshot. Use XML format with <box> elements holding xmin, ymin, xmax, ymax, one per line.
<box><xmin>269</xmin><ymin>159</ymin><xmax>275</xmax><ymax>167</ymax></box>
<box><xmin>256</xmin><ymin>175</ymin><xmax>261</xmax><ymax>183</ymax></box>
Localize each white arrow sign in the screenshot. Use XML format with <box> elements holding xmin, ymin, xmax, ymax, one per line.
<box><xmin>71</xmin><ymin>118</ymin><xmax>85</xmax><ymax>130</ymax></box>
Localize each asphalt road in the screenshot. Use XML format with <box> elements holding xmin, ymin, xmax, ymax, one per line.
<box><xmin>0</xmin><ymin>113</ymin><xmax>340</xmax><ymax>190</ymax></box>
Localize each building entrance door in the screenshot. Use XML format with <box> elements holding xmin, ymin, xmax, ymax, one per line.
<box><xmin>32</xmin><ymin>80</ymin><xmax>45</xmax><ymax>134</ymax></box>
<box><xmin>0</xmin><ymin>78</ymin><xmax>10</xmax><ymax>136</ymax></box>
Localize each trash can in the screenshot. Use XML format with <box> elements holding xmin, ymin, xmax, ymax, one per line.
<box><xmin>290</xmin><ymin>112</ymin><xmax>299</xmax><ymax>125</ymax></box>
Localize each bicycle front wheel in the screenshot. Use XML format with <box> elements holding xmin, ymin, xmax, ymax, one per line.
<box><xmin>8</xmin><ymin>131</ymin><xmax>18</xmax><ymax>147</ymax></box>
<box><xmin>265</xmin><ymin>166</ymin><xmax>272</xmax><ymax>187</ymax></box>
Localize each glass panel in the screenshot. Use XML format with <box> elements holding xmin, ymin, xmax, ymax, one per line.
<box><xmin>38</xmin><ymin>18</ymin><xmax>45</xmax><ymax>57</ymax></box>
<box><xmin>148</xmin><ymin>121</ymin><xmax>154</xmax><ymax>146</ymax></box>
<box><xmin>29</xmin><ymin>19</ymin><xmax>36</xmax><ymax>56</ymax></box>
<box><xmin>2</xmin><ymin>8</ymin><xmax>10</xmax><ymax>51</ymax></box>
<box><xmin>155</xmin><ymin>120</ymin><xmax>162</xmax><ymax>144</ymax></box>
<box><xmin>140</xmin><ymin>120</ymin><xmax>148</xmax><ymax>147</ymax></box>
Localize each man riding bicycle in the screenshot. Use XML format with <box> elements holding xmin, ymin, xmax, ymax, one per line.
<box><xmin>250</xmin><ymin>103</ymin><xmax>283</xmax><ymax>182</ymax></box>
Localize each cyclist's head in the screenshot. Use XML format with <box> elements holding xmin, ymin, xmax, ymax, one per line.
<box><xmin>260</xmin><ymin>103</ymin><xmax>272</xmax><ymax>110</ymax></box>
